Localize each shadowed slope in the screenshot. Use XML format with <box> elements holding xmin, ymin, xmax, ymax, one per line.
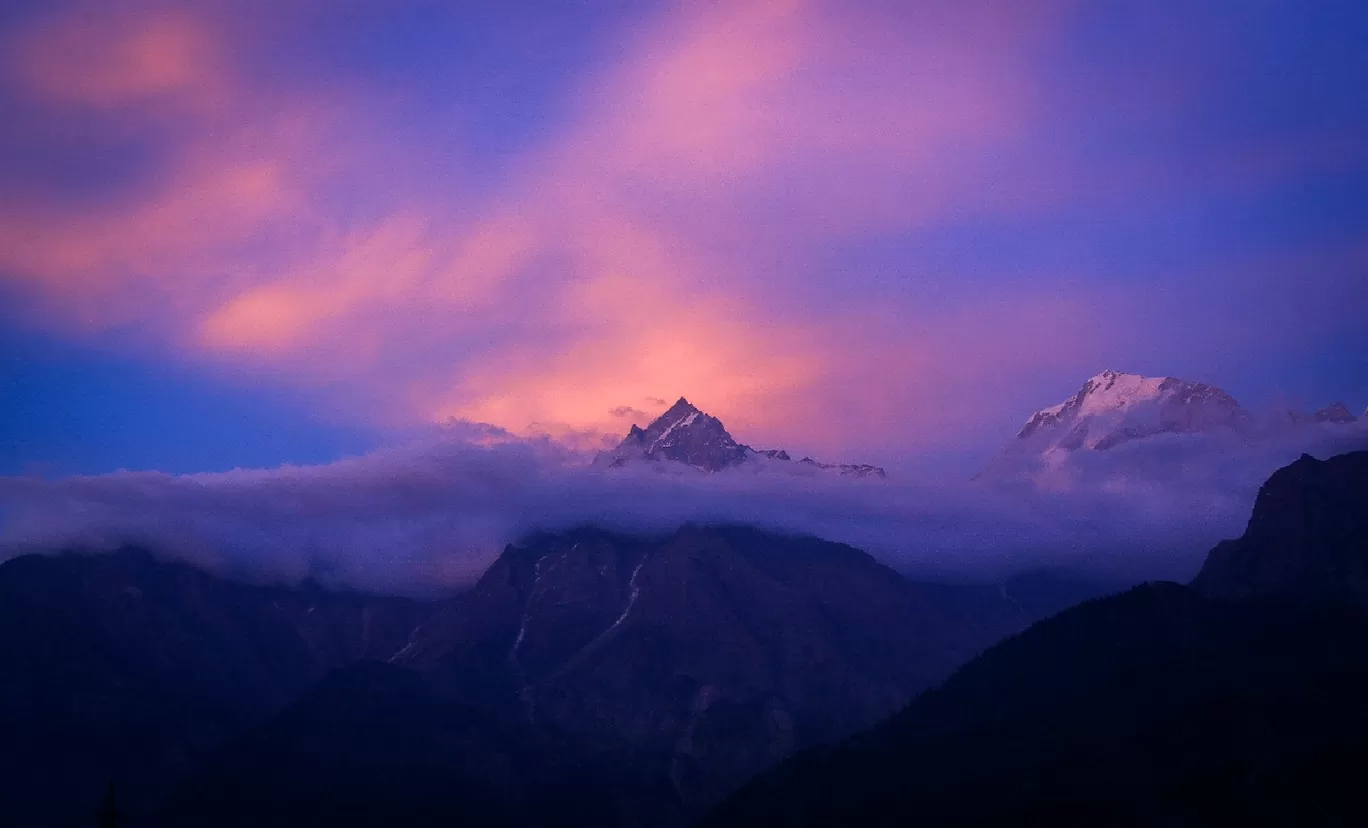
<box><xmin>0</xmin><ymin>549</ymin><xmax>428</xmax><ymax>826</ymax></box>
<box><xmin>707</xmin><ymin>451</ymin><xmax>1368</xmax><ymax>827</ymax></box>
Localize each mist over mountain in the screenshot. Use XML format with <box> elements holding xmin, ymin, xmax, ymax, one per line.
<box><xmin>1</xmin><ymin>377</ymin><xmax>1363</xmax><ymax>593</ymax></box>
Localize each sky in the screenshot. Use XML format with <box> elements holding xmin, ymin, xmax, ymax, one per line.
<box><xmin>1</xmin><ymin>0</ymin><xmax>1365</xmax><ymax>477</ymax></box>
<box><xmin>1</xmin><ymin>1</ymin><xmax>1367</xmax><ymax>590</ymax></box>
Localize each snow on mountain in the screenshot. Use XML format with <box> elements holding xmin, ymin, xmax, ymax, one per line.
<box><xmin>980</xmin><ymin>370</ymin><xmax>1367</xmax><ymax>489</ymax></box>
<box><xmin>1015</xmin><ymin>370</ymin><xmax>1252</xmax><ymax>453</ymax></box>
<box><xmin>592</xmin><ymin>397</ymin><xmax>749</xmax><ymax>472</ymax></box>
<box><xmin>592</xmin><ymin>397</ymin><xmax>886</xmax><ymax>478</ymax></box>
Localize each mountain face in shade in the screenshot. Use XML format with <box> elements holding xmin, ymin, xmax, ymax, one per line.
<box><xmin>0</xmin><ymin>548</ymin><xmax>429</xmax><ymax>827</ymax></box>
<box><xmin>155</xmin><ymin>662</ymin><xmax>618</xmax><ymax>828</ymax></box>
<box><xmin>395</xmin><ymin>526</ymin><xmax>1004</xmax><ymax>822</ymax></box>
<box><xmin>593</xmin><ymin>398</ymin><xmax>886</xmax><ymax>477</ymax></box>
<box><xmin>706</xmin><ymin>585</ymin><xmax>1368</xmax><ymax>828</ymax></box>
<box><xmin>1193</xmin><ymin>451</ymin><xmax>1368</xmax><ymax>608</ymax></box>
<box><xmin>0</xmin><ymin>529</ymin><xmax>1087</xmax><ymax>827</ymax></box>
<box><xmin>705</xmin><ymin>450</ymin><xmax>1368</xmax><ymax>828</ymax></box>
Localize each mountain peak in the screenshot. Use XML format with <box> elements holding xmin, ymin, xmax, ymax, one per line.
<box><xmin>1013</xmin><ymin>370</ymin><xmax>1249</xmax><ymax>451</ymax></box>
<box><xmin>659</xmin><ymin>396</ymin><xmax>699</xmax><ymax>418</ymax></box>
<box><xmin>593</xmin><ymin>398</ymin><xmax>749</xmax><ymax>472</ymax></box>
<box><xmin>592</xmin><ymin>398</ymin><xmax>886</xmax><ymax>477</ymax></box>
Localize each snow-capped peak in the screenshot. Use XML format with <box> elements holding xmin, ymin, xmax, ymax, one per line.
<box><xmin>1074</xmin><ymin>371</ymin><xmax>1167</xmax><ymax>417</ymax></box>
<box><xmin>592</xmin><ymin>397</ymin><xmax>886</xmax><ymax>477</ymax></box>
<box><xmin>1015</xmin><ymin>370</ymin><xmax>1250</xmax><ymax>451</ymax></box>
<box><xmin>978</xmin><ymin>371</ymin><xmax>1366</xmax><ymax>487</ymax></box>
<box><xmin>592</xmin><ymin>397</ymin><xmax>747</xmax><ymax>472</ymax></box>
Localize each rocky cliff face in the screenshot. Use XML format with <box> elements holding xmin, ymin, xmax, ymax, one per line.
<box><xmin>1192</xmin><ymin>451</ymin><xmax>1368</xmax><ymax>608</ymax></box>
<box><xmin>593</xmin><ymin>398</ymin><xmax>886</xmax><ymax>477</ymax></box>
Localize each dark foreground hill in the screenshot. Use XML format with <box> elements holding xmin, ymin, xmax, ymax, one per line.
<box><xmin>401</xmin><ymin>526</ymin><xmax>1009</xmax><ymax>819</ymax></box>
<box><xmin>706</xmin><ymin>451</ymin><xmax>1368</xmax><ymax>828</ymax></box>
<box><xmin>154</xmin><ymin>661</ymin><xmax>617</xmax><ymax>828</ymax></box>
<box><xmin>0</xmin><ymin>548</ymin><xmax>427</xmax><ymax>826</ymax></box>
<box><xmin>163</xmin><ymin>527</ymin><xmax>1081</xmax><ymax>827</ymax></box>
<box><xmin>0</xmin><ymin>527</ymin><xmax>1088</xmax><ymax>827</ymax></box>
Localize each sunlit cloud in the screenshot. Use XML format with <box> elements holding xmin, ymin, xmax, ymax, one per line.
<box><xmin>1</xmin><ymin>0</ymin><xmax>1363</xmax><ymax>461</ymax></box>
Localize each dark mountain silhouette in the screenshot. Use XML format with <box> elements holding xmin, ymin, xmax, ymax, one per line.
<box><xmin>0</xmin><ymin>526</ymin><xmax>1096</xmax><ymax>827</ymax></box>
<box><xmin>705</xmin><ymin>450</ymin><xmax>1368</xmax><ymax>828</ymax></box>
<box><xmin>389</xmin><ymin>525</ymin><xmax>1075</xmax><ymax>823</ymax></box>
<box><xmin>1193</xmin><ymin>451</ymin><xmax>1368</xmax><ymax>608</ymax></box>
<box><xmin>154</xmin><ymin>661</ymin><xmax>617</xmax><ymax>828</ymax></box>
<box><xmin>0</xmin><ymin>548</ymin><xmax>428</xmax><ymax>827</ymax></box>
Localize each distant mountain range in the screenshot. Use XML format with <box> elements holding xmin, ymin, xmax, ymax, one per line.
<box><xmin>590</xmin><ymin>376</ymin><xmax>1362</xmax><ymax>485</ymax></box>
<box><xmin>593</xmin><ymin>397</ymin><xmax>886</xmax><ymax>478</ymax></box>
<box><xmin>707</xmin><ymin>451</ymin><xmax>1368</xmax><ymax>827</ymax></box>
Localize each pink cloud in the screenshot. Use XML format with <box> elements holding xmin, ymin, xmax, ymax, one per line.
<box><xmin>0</xmin><ymin>0</ymin><xmax>1117</xmax><ymax>453</ymax></box>
<box><xmin>9</xmin><ymin>6</ymin><xmax>227</xmax><ymax>111</ymax></box>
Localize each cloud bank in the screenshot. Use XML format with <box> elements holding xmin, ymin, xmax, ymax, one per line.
<box><xmin>3</xmin><ymin>424</ymin><xmax>1364</xmax><ymax>595</ymax></box>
